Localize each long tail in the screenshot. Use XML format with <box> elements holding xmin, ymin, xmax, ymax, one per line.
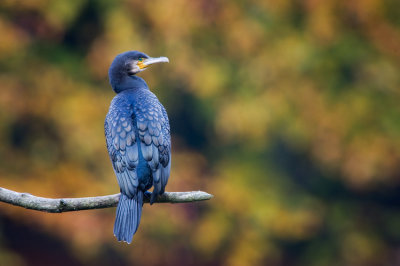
<box><xmin>113</xmin><ymin>191</ymin><xmax>144</xmax><ymax>244</ymax></box>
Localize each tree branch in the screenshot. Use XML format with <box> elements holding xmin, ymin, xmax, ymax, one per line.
<box><xmin>0</xmin><ymin>187</ymin><xmax>213</xmax><ymax>213</ymax></box>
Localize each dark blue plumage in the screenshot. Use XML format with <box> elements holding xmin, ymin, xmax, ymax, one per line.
<box><xmin>105</xmin><ymin>51</ymin><xmax>171</xmax><ymax>243</ymax></box>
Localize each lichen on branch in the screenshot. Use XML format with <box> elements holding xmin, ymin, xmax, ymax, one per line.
<box><xmin>0</xmin><ymin>187</ymin><xmax>213</xmax><ymax>213</ymax></box>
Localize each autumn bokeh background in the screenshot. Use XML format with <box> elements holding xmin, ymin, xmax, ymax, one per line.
<box><xmin>1</xmin><ymin>1</ymin><xmax>400</xmax><ymax>265</ymax></box>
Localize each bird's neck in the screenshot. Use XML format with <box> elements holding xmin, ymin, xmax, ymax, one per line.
<box><xmin>112</xmin><ymin>76</ymin><xmax>149</xmax><ymax>94</ymax></box>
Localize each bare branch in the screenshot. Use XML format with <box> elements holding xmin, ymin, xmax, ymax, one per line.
<box><xmin>0</xmin><ymin>187</ymin><xmax>213</xmax><ymax>213</ymax></box>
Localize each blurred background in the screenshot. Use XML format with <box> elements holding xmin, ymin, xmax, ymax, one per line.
<box><xmin>0</xmin><ymin>0</ymin><xmax>400</xmax><ymax>265</ymax></box>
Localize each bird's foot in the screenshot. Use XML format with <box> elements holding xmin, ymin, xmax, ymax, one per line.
<box><xmin>144</xmin><ymin>191</ymin><xmax>152</xmax><ymax>201</ymax></box>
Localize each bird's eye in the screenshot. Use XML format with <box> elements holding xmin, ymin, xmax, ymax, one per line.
<box><xmin>138</xmin><ymin>58</ymin><xmax>143</xmax><ymax>62</ymax></box>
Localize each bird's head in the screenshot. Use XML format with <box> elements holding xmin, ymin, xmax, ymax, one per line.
<box><xmin>108</xmin><ymin>51</ymin><xmax>169</xmax><ymax>92</ymax></box>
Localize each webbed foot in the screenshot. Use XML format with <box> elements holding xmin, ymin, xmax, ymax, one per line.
<box><xmin>144</xmin><ymin>191</ymin><xmax>152</xmax><ymax>201</ymax></box>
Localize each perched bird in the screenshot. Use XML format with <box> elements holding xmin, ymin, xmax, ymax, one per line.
<box><xmin>105</xmin><ymin>51</ymin><xmax>171</xmax><ymax>243</ymax></box>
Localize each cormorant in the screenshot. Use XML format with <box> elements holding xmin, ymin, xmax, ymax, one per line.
<box><xmin>105</xmin><ymin>51</ymin><xmax>171</xmax><ymax>243</ymax></box>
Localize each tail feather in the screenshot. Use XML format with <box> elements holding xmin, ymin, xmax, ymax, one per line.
<box><xmin>114</xmin><ymin>192</ymin><xmax>144</xmax><ymax>244</ymax></box>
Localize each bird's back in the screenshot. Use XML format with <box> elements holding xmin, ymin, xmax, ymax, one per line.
<box><xmin>105</xmin><ymin>88</ymin><xmax>171</xmax><ymax>200</ymax></box>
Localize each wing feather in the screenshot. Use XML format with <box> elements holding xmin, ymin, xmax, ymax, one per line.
<box><xmin>134</xmin><ymin>92</ymin><xmax>171</xmax><ymax>203</ymax></box>
<box><xmin>105</xmin><ymin>101</ymin><xmax>139</xmax><ymax>199</ymax></box>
